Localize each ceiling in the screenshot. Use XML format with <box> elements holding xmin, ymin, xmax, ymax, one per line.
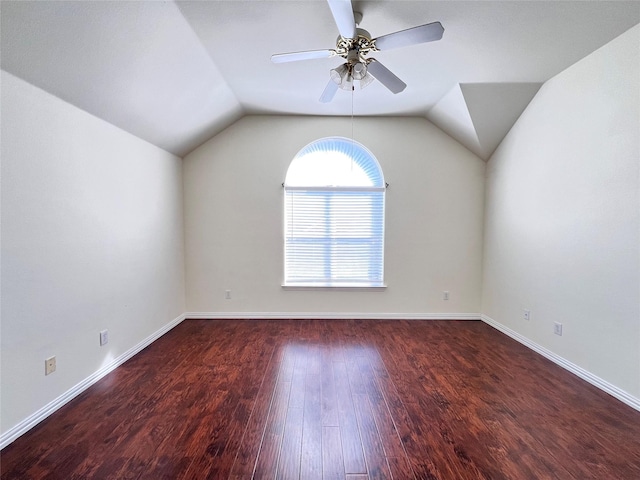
<box><xmin>2</xmin><ymin>1</ymin><xmax>639</xmax><ymax>159</ymax></box>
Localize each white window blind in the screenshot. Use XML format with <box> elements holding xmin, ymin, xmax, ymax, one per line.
<box><xmin>284</xmin><ymin>137</ymin><xmax>385</xmax><ymax>287</ymax></box>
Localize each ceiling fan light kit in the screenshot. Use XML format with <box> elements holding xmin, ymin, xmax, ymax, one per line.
<box><xmin>271</xmin><ymin>0</ymin><xmax>444</xmax><ymax>103</ymax></box>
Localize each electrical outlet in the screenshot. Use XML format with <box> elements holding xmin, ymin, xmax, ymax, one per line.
<box><xmin>45</xmin><ymin>356</ymin><xmax>56</xmax><ymax>375</ymax></box>
<box><xmin>523</xmin><ymin>309</ymin><xmax>531</xmax><ymax>321</ymax></box>
<box><xmin>554</xmin><ymin>322</ymin><xmax>563</xmax><ymax>336</ymax></box>
<box><xmin>100</xmin><ymin>329</ymin><xmax>109</xmax><ymax>346</ymax></box>
<box><xmin>225</xmin><ymin>290</ymin><xmax>231</xmax><ymax>300</ymax></box>
<box><xmin>443</xmin><ymin>291</ymin><xmax>449</xmax><ymax>301</ymax></box>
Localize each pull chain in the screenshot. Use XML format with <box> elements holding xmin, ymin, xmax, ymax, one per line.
<box><xmin>351</xmin><ymin>84</ymin><xmax>355</xmax><ymax>172</ymax></box>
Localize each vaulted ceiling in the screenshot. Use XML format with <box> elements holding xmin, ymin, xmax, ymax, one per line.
<box><xmin>2</xmin><ymin>1</ymin><xmax>639</xmax><ymax>159</ymax></box>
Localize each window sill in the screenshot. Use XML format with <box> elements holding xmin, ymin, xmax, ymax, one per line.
<box><xmin>282</xmin><ymin>283</ymin><xmax>387</xmax><ymax>291</ymax></box>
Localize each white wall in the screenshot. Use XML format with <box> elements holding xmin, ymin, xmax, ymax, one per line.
<box><xmin>482</xmin><ymin>25</ymin><xmax>640</xmax><ymax>398</ymax></box>
<box><xmin>0</xmin><ymin>71</ymin><xmax>186</xmax><ymax>437</ymax></box>
<box><xmin>183</xmin><ymin>116</ymin><xmax>485</xmax><ymax>316</ymax></box>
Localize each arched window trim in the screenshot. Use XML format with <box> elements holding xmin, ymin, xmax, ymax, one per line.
<box><xmin>283</xmin><ymin>137</ymin><xmax>386</xmax><ymax>289</ymax></box>
<box><xmin>285</xmin><ymin>136</ymin><xmax>385</xmax><ymax>188</ymax></box>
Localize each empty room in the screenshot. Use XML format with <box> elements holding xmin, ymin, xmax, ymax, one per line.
<box><xmin>1</xmin><ymin>0</ymin><xmax>639</xmax><ymax>478</ymax></box>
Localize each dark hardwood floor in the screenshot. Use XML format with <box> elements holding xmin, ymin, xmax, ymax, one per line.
<box><xmin>2</xmin><ymin>319</ymin><xmax>640</xmax><ymax>479</ymax></box>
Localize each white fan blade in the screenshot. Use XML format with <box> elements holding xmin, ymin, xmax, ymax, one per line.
<box><xmin>271</xmin><ymin>49</ymin><xmax>334</xmax><ymax>64</ymax></box>
<box><xmin>319</xmin><ymin>79</ymin><xmax>339</xmax><ymax>103</ymax></box>
<box><xmin>367</xmin><ymin>60</ymin><xmax>406</xmax><ymax>94</ymax></box>
<box><xmin>327</xmin><ymin>0</ymin><xmax>356</xmax><ymax>39</ymax></box>
<box><xmin>374</xmin><ymin>22</ymin><xmax>444</xmax><ymax>51</ymax></box>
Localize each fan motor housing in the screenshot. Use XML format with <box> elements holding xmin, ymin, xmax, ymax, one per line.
<box><xmin>336</xmin><ymin>28</ymin><xmax>375</xmax><ymax>61</ymax></box>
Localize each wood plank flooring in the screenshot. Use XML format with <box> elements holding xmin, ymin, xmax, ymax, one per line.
<box><xmin>2</xmin><ymin>319</ymin><xmax>640</xmax><ymax>479</ymax></box>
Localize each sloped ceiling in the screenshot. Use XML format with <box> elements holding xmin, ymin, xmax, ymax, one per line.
<box><xmin>2</xmin><ymin>1</ymin><xmax>639</xmax><ymax>158</ymax></box>
<box><xmin>427</xmin><ymin>83</ymin><xmax>543</xmax><ymax>159</ymax></box>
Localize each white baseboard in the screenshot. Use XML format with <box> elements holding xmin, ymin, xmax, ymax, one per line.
<box><xmin>0</xmin><ymin>313</ymin><xmax>186</xmax><ymax>450</ymax></box>
<box><xmin>185</xmin><ymin>312</ymin><xmax>481</xmax><ymax>320</ymax></box>
<box><xmin>11</xmin><ymin>312</ymin><xmax>633</xmax><ymax>449</ymax></box>
<box><xmin>481</xmin><ymin>314</ymin><xmax>640</xmax><ymax>412</ymax></box>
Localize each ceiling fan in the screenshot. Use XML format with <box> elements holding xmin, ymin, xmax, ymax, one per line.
<box><xmin>271</xmin><ymin>0</ymin><xmax>444</xmax><ymax>103</ymax></box>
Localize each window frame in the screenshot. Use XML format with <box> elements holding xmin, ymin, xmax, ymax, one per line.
<box><xmin>282</xmin><ymin>137</ymin><xmax>386</xmax><ymax>289</ymax></box>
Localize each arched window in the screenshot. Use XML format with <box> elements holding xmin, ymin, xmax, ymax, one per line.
<box><xmin>284</xmin><ymin>137</ymin><xmax>386</xmax><ymax>287</ymax></box>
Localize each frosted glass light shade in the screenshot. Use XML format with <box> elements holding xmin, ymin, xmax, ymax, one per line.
<box><xmin>352</xmin><ymin>61</ymin><xmax>367</xmax><ymax>80</ymax></box>
<box><xmin>330</xmin><ymin>64</ymin><xmax>349</xmax><ymax>85</ymax></box>
<box><xmin>339</xmin><ymin>75</ymin><xmax>353</xmax><ymax>90</ymax></box>
<box><xmin>359</xmin><ymin>72</ymin><xmax>374</xmax><ymax>89</ymax></box>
